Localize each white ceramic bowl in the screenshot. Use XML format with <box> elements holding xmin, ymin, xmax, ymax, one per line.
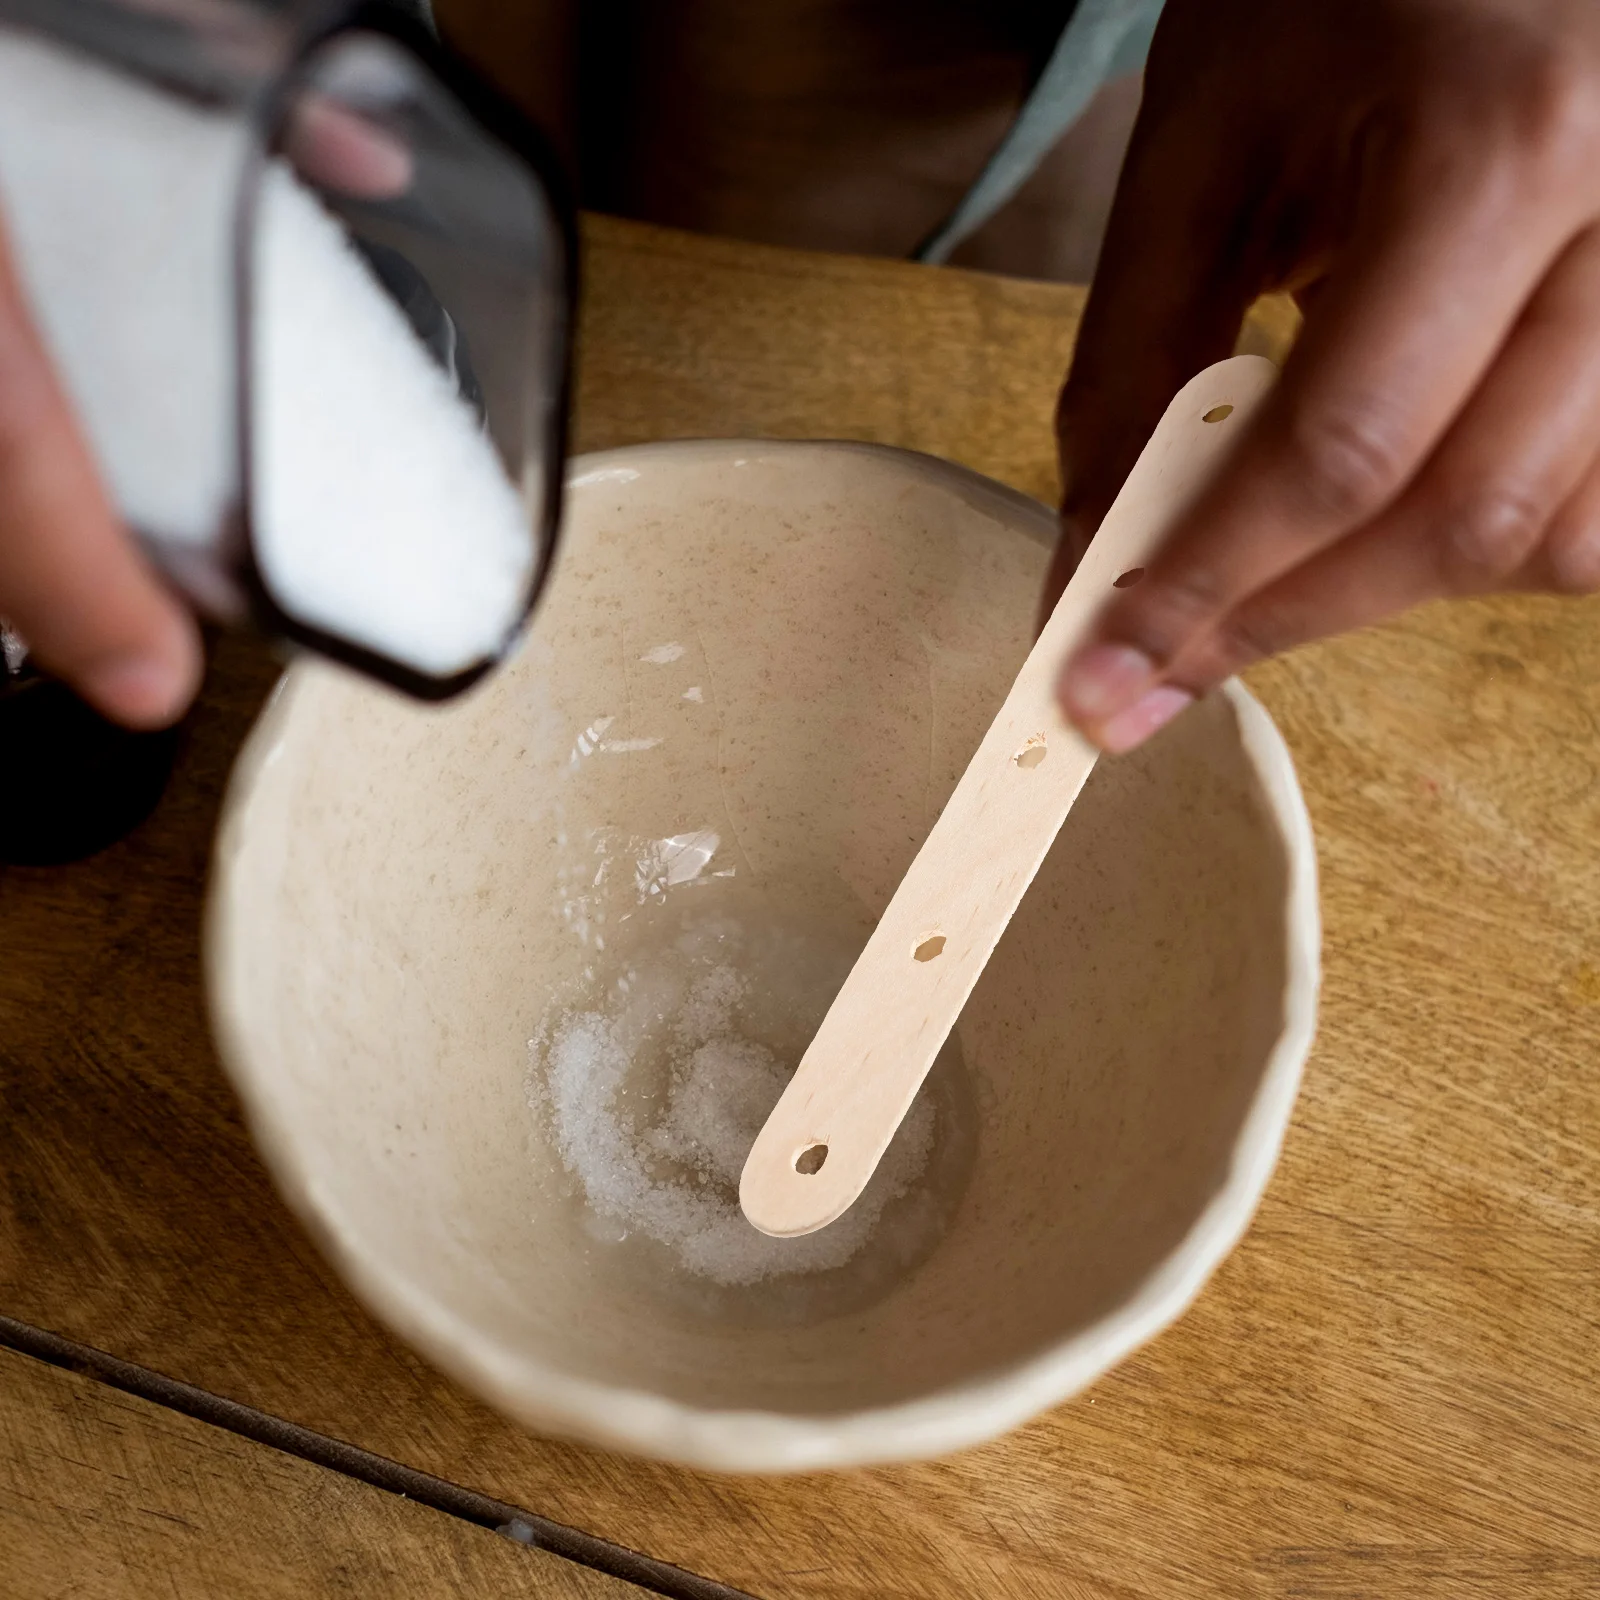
<box><xmin>208</xmin><ymin>441</ymin><xmax>1319</xmax><ymax>1471</ymax></box>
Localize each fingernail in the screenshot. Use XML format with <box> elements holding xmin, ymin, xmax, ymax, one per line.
<box><xmin>81</xmin><ymin>654</ymin><xmax>193</xmax><ymax>729</ymax></box>
<box><xmin>1098</xmin><ymin>686</ymin><xmax>1195</xmax><ymax>754</ymax></box>
<box><xmin>1059</xmin><ymin>643</ymin><xmax>1156</xmax><ymax>721</ymax></box>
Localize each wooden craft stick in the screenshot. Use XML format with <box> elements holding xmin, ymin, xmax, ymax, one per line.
<box><xmin>739</xmin><ymin>354</ymin><xmax>1278</xmax><ymax>1238</ymax></box>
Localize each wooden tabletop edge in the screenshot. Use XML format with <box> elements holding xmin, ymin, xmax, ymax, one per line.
<box><xmin>0</xmin><ymin>1312</ymin><xmax>758</xmax><ymax>1600</ymax></box>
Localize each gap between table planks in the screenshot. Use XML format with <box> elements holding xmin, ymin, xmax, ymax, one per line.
<box><xmin>0</xmin><ymin>215</ymin><xmax>1596</xmax><ymax>1599</ymax></box>
<box><xmin>0</xmin><ymin>1314</ymin><xmax>754</xmax><ymax>1600</ymax></box>
<box><xmin>0</xmin><ymin>1340</ymin><xmax>665</xmax><ymax>1600</ymax></box>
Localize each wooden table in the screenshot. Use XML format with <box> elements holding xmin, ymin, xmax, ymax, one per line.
<box><xmin>2</xmin><ymin>215</ymin><xmax>1597</xmax><ymax>1600</ymax></box>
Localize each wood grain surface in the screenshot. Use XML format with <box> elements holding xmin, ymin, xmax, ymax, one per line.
<box><xmin>0</xmin><ymin>1345</ymin><xmax>644</xmax><ymax>1599</ymax></box>
<box><xmin>1</xmin><ymin>215</ymin><xmax>1597</xmax><ymax>1599</ymax></box>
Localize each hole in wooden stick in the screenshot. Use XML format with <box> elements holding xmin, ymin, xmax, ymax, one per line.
<box><xmin>913</xmin><ymin>934</ymin><xmax>946</xmax><ymax>962</ymax></box>
<box><xmin>1113</xmin><ymin>567</ymin><xmax>1145</xmax><ymax>589</ymax></box>
<box><xmin>1202</xmin><ymin>404</ymin><xmax>1234</xmax><ymax>423</ymax></box>
<box><xmin>1013</xmin><ymin>738</ymin><xmax>1047</xmax><ymax>769</ymax></box>
<box><xmin>795</xmin><ymin>1143</ymin><xmax>828</xmax><ymax>1175</ymax></box>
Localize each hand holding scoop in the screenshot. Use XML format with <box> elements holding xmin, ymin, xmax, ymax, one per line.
<box><xmin>739</xmin><ymin>354</ymin><xmax>1278</xmax><ymax>1238</ymax></box>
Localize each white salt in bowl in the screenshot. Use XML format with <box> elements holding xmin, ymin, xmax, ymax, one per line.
<box><xmin>207</xmin><ymin>440</ymin><xmax>1320</xmax><ymax>1472</ymax></box>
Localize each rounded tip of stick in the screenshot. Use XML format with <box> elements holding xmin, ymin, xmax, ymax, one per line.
<box><xmin>739</xmin><ymin>1146</ymin><xmax>861</xmax><ymax>1238</ymax></box>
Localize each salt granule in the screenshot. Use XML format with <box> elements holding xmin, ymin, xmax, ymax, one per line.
<box><xmin>0</xmin><ymin>31</ymin><xmax>533</xmax><ymax>676</ymax></box>
<box><xmin>537</xmin><ymin>934</ymin><xmax>936</xmax><ymax>1287</ymax></box>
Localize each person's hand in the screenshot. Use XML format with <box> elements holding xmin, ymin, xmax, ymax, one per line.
<box><xmin>0</xmin><ymin>216</ymin><xmax>201</xmax><ymax>728</ymax></box>
<box><xmin>1051</xmin><ymin>0</ymin><xmax>1600</xmax><ymax>752</ymax></box>
<box><xmin>0</xmin><ymin>97</ymin><xmax>410</xmax><ymax>730</ymax></box>
<box><xmin>282</xmin><ymin>96</ymin><xmax>414</xmax><ymax>198</ymax></box>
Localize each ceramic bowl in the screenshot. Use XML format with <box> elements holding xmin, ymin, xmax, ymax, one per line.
<box><xmin>207</xmin><ymin>440</ymin><xmax>1319</xmax><ymax>1471</ymax></box>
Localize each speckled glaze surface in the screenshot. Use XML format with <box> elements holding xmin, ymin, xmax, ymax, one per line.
<box><xmin>206</xmin><ymin>440</ymin><xmax>1320</xmax><ymax>1472</ymax></box>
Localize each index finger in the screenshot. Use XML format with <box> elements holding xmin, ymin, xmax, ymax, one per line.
<box><xmin>1059</xmin><ymin>123</ymin><xmax>1587</xmax><ymax>735</ymax></box>
<box><xmin>0</xmin><ymin>221</ymin><xmax>200</xmax><ymax>727</ymax></box>
<box><xmin>283</xmin><ymin>97</ymin><xmax>414</xmax><ymax>198</ymax></box>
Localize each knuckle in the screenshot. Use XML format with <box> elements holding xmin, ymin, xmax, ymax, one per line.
<box><xmin>1505</xmin><ymin>47</ymin><xmax>1600</xmax><ymax>182</ymax></box>
<box><xmin>1283</xmin><ymin>401</ymin><xmax>1410</xmax><ymax>524</ymax></box>
<box><xmin>1415</xmin><ymin>36</ymin><xmax>1598</xmax><ymax>191</ymax></box>
<box><xmin>1395</xmin><ymin>46</ymin><xmax>1598</xmax><ymax>230</ymax></box>
<box><xmin>1211</xmin><ymin>605</ymin><xmax>1289</xmax><ymax>675</ymax></box>
<box><xmin>1394</xmin><ymin>96</ymin><xmax>1514</xmax><ymax>218</ymax></box>
<box><xmin>1124</xmin><ymin>568</ymin><xmax>1232</xmax><ymax>661</ymax></box>
<box><xmin>1443</xmin><ymin>483</ymin><xmax>1549</xmax><ymax>581</ymax></box>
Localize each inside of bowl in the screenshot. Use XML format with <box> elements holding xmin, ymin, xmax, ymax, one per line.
<box><xmin>215</xmin><ymin>443</ymin><xmax>1291</xmax><ymax>1417</ymax></box>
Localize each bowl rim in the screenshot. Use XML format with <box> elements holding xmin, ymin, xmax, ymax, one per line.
<box><xmin>206</xmin><ymin>438</ymin><xmax>1321</xmax><ymax>1473</ymax></box>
